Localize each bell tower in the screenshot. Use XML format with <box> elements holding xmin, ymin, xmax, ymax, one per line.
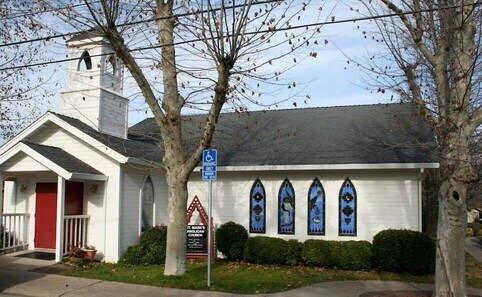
<box><xmin>60</xmin><ymin>33</ymin><xmax>128</xmax><ymax>139</ymax></box>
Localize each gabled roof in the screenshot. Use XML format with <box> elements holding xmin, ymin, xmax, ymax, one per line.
<box><xmin>130</xmin><ymin>103</ymin><xmax>438</xmax><ymax>167</ymax></box>
<box><xmin>0</xmin><ymin>103</ymin><xmax>440</xmax><ymax>172</ymax></box>
<box><xmin>22</xmin><ymin>142</ymin><xmax>101</xmax><ymax>176</ymax></box>
<box><xmin>0</xmin><ymin>142</ymin><xmax>106</xmax><ymax>181</ymax></box>
<box><xmin>0</xmin><ymin>112</ymin><xmax>161</xmax><ymax>167</ymax></box>
<box><xmin>51</xmin><ymin>112</ymin><xmax>162</xmax><ymax>164</ymax></box>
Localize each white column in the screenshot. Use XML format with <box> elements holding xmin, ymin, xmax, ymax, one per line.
<box><xmin>55</xmin><ymin>176</ymin><xmax>66</xmax><ymax>262</ymax></box>
<box><xmin>0</xmin><ymin>173</ymin><xmax>3</xmax><ymax>214</ymax></box>
<box><xmin>3</xmin><ymin>180</ymin><xmax>16</xmax><ymax>213</ymax></box>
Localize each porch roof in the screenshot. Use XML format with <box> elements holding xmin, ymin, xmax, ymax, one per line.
<box><xmin>0</xmin><ymin>142</ymin><xmax>106</xmax><ymax>181</ymax></box>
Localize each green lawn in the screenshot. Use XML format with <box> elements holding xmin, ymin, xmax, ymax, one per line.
<box><xmin>64</xmin><ymin>255</ymin><xmax>481</xmax><ymax>294</ymax></box>
<box><xmin>65</xmin><ymin>262</ymin><xmax>430</xmax><ymax>294</ymax></box>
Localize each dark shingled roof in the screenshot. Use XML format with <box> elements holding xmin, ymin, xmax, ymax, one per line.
<box><xmin>51</xmin><ymin>112</ymin><xmax>162</xmax><ymax>164</ymax></box>
<box><xmin>129</xmin><ymin>103</ymin><xmax>438</xmax><ymax>166</ymax></box>
<box><xmin>22</xmin><ymin>142</ymin><xmax>102</xmax><ymax>175</ymax></box>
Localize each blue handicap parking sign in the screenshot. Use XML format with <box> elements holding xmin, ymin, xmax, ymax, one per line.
<box><xmin>202</xmin><ymin>149</ymin><xmax>217</xmax><ymax>181</ymax></box>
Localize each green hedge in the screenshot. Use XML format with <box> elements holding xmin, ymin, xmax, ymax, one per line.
<box><xmin>244</xmin><ymin>236</ymin><xmax>299</xmax><ymax>265</ymax></box>
<box><xmin>216</xmin><ymin>222</ymin><xmax>248</xmax><ymax>261</ymax></box>
<box><xmin>121</xmin><ymin>226</ymin><xmax>167</xmax><ymax>265</ymax></box>
<box><xmin>301</xmin><ymin>239</ymin><xmax>372</xmax><ymax>270</ymax></box>
<box><xmin>285</xmin><ymin>239</ymin><xmax>303</xmax><ymax>266</ymax></box>
<box><xmin>372</xmin><ymin>229</ymin><xmax>435</xmax><ymax>274</ymax></box>
<box><xmin>336</xmin><ymin>241</ymin><xmax>373</xmax><ymax>270</ymax></box>
<box><xmin>301</xmin><ymin>239</ymin><xmax>338</xmax><ymax>267</ymax></box>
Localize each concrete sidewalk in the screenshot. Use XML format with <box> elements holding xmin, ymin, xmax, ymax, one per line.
<box><xmin>1</xmin><ymin>269</ymin><xmax>482</xmax><ymax>297</ymax></box>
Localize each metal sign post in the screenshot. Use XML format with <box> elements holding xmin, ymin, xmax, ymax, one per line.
<box><xmin>207</xmin><ymin>180</ymin><xmax>212</xmax><ymax>287</ymax></box>
<box><xmin>202</xmin><ymin>149</ymin><xmax>217</xmax><ymax>287</ymax></box>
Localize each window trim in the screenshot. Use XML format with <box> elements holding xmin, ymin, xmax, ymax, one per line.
<box><xmin>307</xmin><ymin>178</ymin><xmax>326</xmax><ymax>236</ymax></box>
<box><xmin>249</xmin><ymin>178</ymin><xmax>266</xmax><ymax>234</ymax></box>
<box><xmin>338</xmin><ymin>177</ymin><xmax>357</xmax><ymax>237</ymax></box>
<box><xmin>139</xmin><ymin>175</ymin><xmax>155</xmax><ymax>235</ymax></box>
<box><xmin>278</xmin><ymin>178</ymin><xmax>295</xmax><ymax>235</ymax></box>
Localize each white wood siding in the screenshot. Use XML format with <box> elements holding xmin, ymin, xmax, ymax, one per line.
<box><xmin>119</xmin><ymin>166</ymin><xmax>168</xmax><ymax>256</ymax></box>
<box><xmin>185</xmin><ymin>169</ymin><xmax>422</xmax><ymax>242</ymax></box>
<box><xmin>18</xmin><ymin>125</ymin><xmax>122</xmax><ymax>261</ymax></box>
<box><xmin>2</xmin><ymin>153</ymin><xmax>49</xmax><ymax>173</ymax></box>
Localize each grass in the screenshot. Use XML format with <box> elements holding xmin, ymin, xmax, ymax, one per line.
<box><xmin>65</xmin><ymin>262</ymin><xmax>432</xmax><ymax>294</ymax></box>
<box><xmin>64</xmin><ymin>254</ymin><xmax>482</xmax><ymax>294</ymax></box>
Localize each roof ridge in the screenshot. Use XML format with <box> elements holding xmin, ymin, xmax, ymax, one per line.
<box><xmin>132</xmin><ymin>102</ymin><xmax>410</xmax><ymax>124</ymax></box>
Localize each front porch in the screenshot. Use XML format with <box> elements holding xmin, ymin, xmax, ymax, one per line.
<box><xmin>0</xmin><ymin>142</ymin><xmax>107</xmax><ymax>262</ymax></box>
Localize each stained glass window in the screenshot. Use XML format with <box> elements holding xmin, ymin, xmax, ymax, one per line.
<box><xmin>278</xmin><ymin>179</ymin><xmax>295</xmax><ymax>234</ymax></box>
<box><xmin>141</xmin><ymin>176</ymin><xmax>155</xmax><ymax>232</ymax></box>
<box><xmin>249</xmin><ymin>179</ymin><xmax>266</xmax><ymax>233</ymax></box>
<box><xmin>308</xmin><ymin>178</ymin><xmax>325</xmax><ymax>235</ymax></box>
<box><xmin>339</xmin><ymin>178</ymin><xmax>357</xmax><ymax>236</ymax></box>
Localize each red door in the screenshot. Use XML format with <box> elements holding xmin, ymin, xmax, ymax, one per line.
<box><xmin>35</xmin><ymin>183</ymin><xmax>57</xmax><ymax>249</ymax></box>
<box><xmin>65</xmin><ymin>182</ymin><xmax>83</xmax><ymax>215</ymax></box>
<box><xmin>35</xmin><ymin>182</ymin><xmax>84</xmax><ymax>249</ymax></box>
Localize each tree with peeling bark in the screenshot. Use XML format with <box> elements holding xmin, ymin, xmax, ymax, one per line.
<box><xmin>358</xmin><ymin>1</ymin><xmax>481</xmax><ymax>296</ymax></box>
<box><xmin>39</xmin><ymin>0</ymin><xmax>324</xmax><ymax>275</ymax></box>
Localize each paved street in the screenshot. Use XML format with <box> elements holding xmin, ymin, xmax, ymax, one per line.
<box><xmin>1</xmin><ymin>254</ymin><xmax>481</xmax><ymax>297</ymax></box>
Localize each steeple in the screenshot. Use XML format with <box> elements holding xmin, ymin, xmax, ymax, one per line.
<box><xmin>60</xmin><ymin>32</ymin><xmax>128</xmax><ymax>139</ymax></box>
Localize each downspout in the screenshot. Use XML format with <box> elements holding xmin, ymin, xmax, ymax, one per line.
<box><xmin>418</xmin><ymin>168</ymin><xmax>424</xmax><ymax>232</ymax></box>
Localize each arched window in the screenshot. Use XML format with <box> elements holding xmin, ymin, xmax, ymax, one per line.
<box><xmin>339</xmin><ymin>178</ymin><xmax>357</xmax><ymax>236</ymax></box>
<box><xmin>105</xmin><ymin>55</ymin><xmax>116</xmax><ymax>75</ymax></box>
<box><xmin>308</xmin><ymin>178</ymin><xmax>325</xmax><ymax>235</ymax></box>
<box><xmin>249</xmin><ymin>179</ymin><xmax>266</xmax><ymax>233</ymax></box>
<box><xmin>141</xmin><ymin>176</ymin><xmax>155</xmax><ymax>232</ymax></box>
<box><xmin>78</xmin><ymin>50</ymin><xmax>92</xmax><ymax>70</ymax></box>
<box><xmin>278</xmin><ymin>178</ymin><xmax>295</xmax><ymax>234</ymax></box>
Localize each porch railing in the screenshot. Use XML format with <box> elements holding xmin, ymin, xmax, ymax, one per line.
<box><xmin>0</xmin><ymin>213</ymin><xmax>29</xmax><ymax>252</ymax></box>
<box><xmin>63</xmin><ymin>215</ymin><xmax>90</xmax><ymax>255</ymax></box>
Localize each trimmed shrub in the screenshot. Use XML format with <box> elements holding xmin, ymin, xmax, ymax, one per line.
<box><xmin>285</xmin><ymin>239</ymin><xmax>303</xmax><ymax>266</ymax></box>
<box><xmin>372</xmin><ymin>229</ymin><xmax>435</xmax><ymax>274</ymax></box>
<box><xmin>301</xmin><ymin>240</ymin><xmax>338</xmax><ymax>267</ymax></box>
<box><xmin>121</xmin><ymin>226</ymin><xmax>167</xmax><ymax>265</ymax></box>
<box><xmin>468</xmin><ymin>223</ymin><xmax>482</xmax><ymax>236</ymax></box>
<box><xmin>216</xmin><ymin>222</ymin><xmax>248</xmax><ymax>261</ymax></box>
<box><xmin>244</xmin><ymin>236</ymin><xmax>287</xmax><ymax>265</ymax></box>
<box><xmin>141</xmin><ymin>242</ymin><xmax>166</xmax><ymax>265</ymax></box>
<box><xmin>121</xmin><ymin>244</ymin><xmax>144</xmax><ymax>265</ymax></box>
<box><xmin>140</xmin><ymin>226</ymin><xmax>167</xmax><ymax>247</ymax></box>
<box><xmin>302</xmin><ymin>240</ymin><xmax>372</xmax><ymax>270</ymax></box>
<box><xmin>336</xmin><ymin>241</ymin><xmax>372</xmax><ymax>270</ymax></box>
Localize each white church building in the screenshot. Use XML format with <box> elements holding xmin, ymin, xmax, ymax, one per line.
<box><xmin>0</xmin><ymin>34</ymin><xmax>439</xmax><ymax>263</ymax></box>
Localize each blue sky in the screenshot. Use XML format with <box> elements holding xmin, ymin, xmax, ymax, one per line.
<box><xmin>12</xmin><ymin>1</ymin><xmax>396</xmax><ymax>128</ymax></box>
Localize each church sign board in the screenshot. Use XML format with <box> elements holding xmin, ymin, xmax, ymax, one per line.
<box><xmin>186</xmin><ymin>196</ymin><xmax>215</xmax><ymax>259</ymax></box>
<box><xmin>186</xmin><ymin>225</ymin><xmax>207</xmax><ymax>253</ymax></box>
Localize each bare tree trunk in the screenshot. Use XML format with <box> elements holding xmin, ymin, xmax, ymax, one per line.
<box><xmin>164</xmin><ymin>170</ymin><xmax>189</xmax><ymax>275</ymax></box>
<box><xmin>434</xmin><ymin>134</ymin><xmax>473</xmax><ymax>297</ymax></box>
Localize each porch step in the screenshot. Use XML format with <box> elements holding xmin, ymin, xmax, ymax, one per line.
<box><xmin>15</xmin><ymin>251</ymin><xmax>55</xmax><ymax>261</ymax></box>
